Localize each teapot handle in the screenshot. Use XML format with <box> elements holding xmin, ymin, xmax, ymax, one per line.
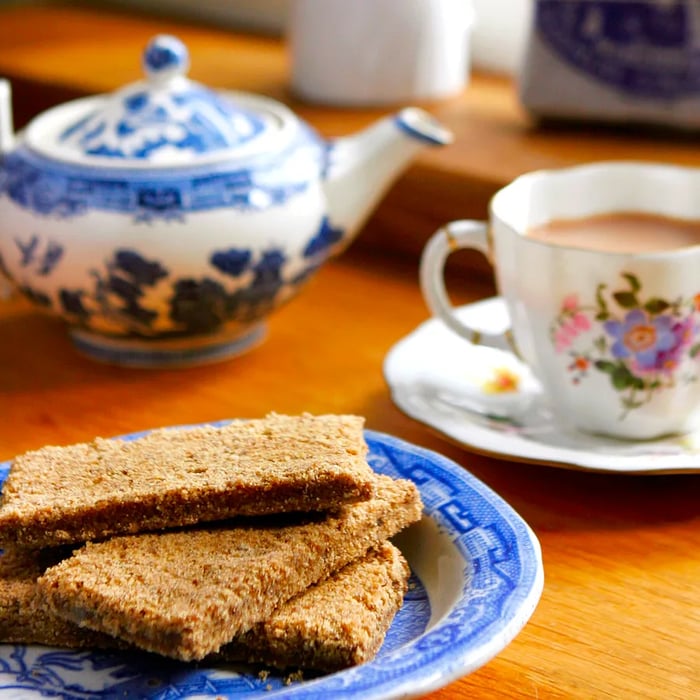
<box><xmin>0</xmin><ymin>79</ymin><xmax>14</xmax><ymax>155</ymax></box>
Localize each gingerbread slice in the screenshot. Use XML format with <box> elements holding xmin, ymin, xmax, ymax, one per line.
<box><xmin>0</xmin><ymin>542</ymin><xmax>409</xmax><ymax>672</ymax></box>
<box><xmin>220</xmin><ymin>541</ymin><xmax>410</xmax><ymax>671</ymax></box>
<box><xmin>0</xmin><ymin>546</ymin><xmax>120</xmax><ymax>649</ymax></box>
<box><xmin>0</xmin><ymin>413</ymin><xmax>374</xmax><ymax>548</ymax></box>
<box><xmin>38</xmin><ymin>475</ymin><xmax>422</xmax><ymax>661</ymax></box>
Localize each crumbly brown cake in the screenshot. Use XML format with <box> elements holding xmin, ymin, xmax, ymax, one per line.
<box><xmin>0</xmin><ymin>546</ymin><xmax>120</xmax><ymax>649</ymax></box>
<box><xmin>0</xmin><ymin>413</ymin><xmax>374</xmax><ymax>548</ymax></box>
<box><xmin>38</xmin><ymin>475</ymin><xmax>422</xmax><ymax>662</ymax></box>
<box><xmin>220</xmin><ymin>542</ymin><xmax>410</xmax><ymax>671</ymax></box>
<box><xmin>0</xmin><ymin>543</ymin><xmax>409</xmax><ymax>672</ymax></box>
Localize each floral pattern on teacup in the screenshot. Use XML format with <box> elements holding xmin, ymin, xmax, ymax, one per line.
<box><xmin>481</xmin><ymin>367</ymin><xmax>521</xmax><ymax>394</ymax></box>
<box><xmin>550</xmin><ymin>273</ymin><xmax>700</xmax><ymax>417</ymax></box>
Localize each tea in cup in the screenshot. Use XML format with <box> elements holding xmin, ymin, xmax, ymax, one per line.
<box><xmin>420</xmin><ymin>161</ymin><xmax>700</xmax><ymax>440</ymax></box>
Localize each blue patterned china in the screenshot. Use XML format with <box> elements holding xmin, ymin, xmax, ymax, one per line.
<box><xmin>0</xmin><ymin>35</ymin><xmax>452</xmax><ymax>366</ymax></box>
<box><xmin>0</xmin><ymin>427</ymin><xmax>543</xmax><ymax>699</ymax></box>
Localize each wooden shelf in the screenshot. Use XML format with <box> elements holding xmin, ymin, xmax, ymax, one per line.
<box><xmin>2</xmin><ymin>3</ymin><xmax>700</xmax><ymax>268</ymax></box>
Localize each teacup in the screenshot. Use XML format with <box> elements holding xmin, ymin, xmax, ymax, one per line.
<box><xmin>420</xmin><ymin>161</ymin><xmax>700</xmax><ymax>440</ymax></box>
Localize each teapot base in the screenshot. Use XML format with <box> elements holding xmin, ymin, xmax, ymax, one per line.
<box><xmin>69</xmin><ymin>325</ymin><xmax>267</xmax><ymax>368</ymax></box>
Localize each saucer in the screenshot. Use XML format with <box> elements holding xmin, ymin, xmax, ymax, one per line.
<box><xmin>384</xmin><ymin>297</ymin><xmax>700</xmax><ymax>474</ymax></box>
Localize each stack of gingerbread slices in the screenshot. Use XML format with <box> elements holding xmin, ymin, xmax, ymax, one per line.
<box><xmin>0</xmin><ymin>413</ymin><xmax>423</xmax><ymax>672</ymax></box>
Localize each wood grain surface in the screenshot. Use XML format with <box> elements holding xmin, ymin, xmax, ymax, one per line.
<box><xmin>3</xmin><ymin>3</ymin><xmax>700</xmax><ymax>265</ymax></box>
<box><xmin>0</xmin><ymin>5</ymin><xmax>699</xmax><ymax>699</ymax></box>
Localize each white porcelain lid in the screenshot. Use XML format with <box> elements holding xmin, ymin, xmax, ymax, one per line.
<box><xmin>24</xmin><ymin>35</ymin><xmax>295</xmax><ymax>168</ymax></box>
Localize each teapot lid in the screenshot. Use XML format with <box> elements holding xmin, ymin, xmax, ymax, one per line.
<box><xmin>24</xmin><ymin>35</ymin><xmax>293</xmax><ymax>168</ymax></box>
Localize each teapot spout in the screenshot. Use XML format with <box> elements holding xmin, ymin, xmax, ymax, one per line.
<box><xmin>323</xmin><ymin>108</ymin><xmax>452</xmax><ymax>253</ymax></box>
<box><xmin>0</xmin><ymin>80</ymin><xmax>14</xmax><ymax>154</ymax></box>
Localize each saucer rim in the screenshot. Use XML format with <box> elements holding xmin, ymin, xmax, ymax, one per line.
<box><xmin>384</xmin><ymin>297</ymin><xmax>700</xmax><ymax>475</ymax></box>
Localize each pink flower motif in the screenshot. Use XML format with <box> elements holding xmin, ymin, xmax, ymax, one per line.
<box><xmin>553</xmin><ymin>312</ymin><xmax>592</xmax><ymax>353</ymax></box>
<box><xmin>571</xmin><ymin>312</ymin><xmax>591</xmax><ymax>331</ymax></box>
<box><xmin>554</xmin><ymin>326</ymin><xmax>575</xmax><ymax>352</ymax></box>
<box><xmin>561</xmin><ymin>294</ymin><xmax>579</xmax><ymax>312</ymax></box>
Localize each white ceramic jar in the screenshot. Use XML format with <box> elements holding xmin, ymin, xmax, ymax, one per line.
<box><xmin>289</xmin><ymin>0</ymin><xmax>474</xmax><ymax>105</ymax></box>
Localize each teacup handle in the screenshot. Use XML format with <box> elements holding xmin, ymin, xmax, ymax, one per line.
<box><xmin>420</xmin><ymin>220</ymin><xmax>504</xmax><ymax>346</ymax></box>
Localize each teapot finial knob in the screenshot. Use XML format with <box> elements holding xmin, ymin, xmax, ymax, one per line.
<box><xmin>142</xmin><ymin>35</ymin><xmax>189</xmax><ymax>84</ymax></box>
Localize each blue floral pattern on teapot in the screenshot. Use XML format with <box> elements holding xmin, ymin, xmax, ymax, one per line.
<box><xmin>0</xmin><ymin>35</ymin><xmax>452</xmax><ymax>366</ymax></box>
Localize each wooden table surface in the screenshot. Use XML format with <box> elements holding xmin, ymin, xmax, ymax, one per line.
<box><xmin>0</xmin><ymin>4</ymin><xmax>699</xmax><ymax>700</ymax></box>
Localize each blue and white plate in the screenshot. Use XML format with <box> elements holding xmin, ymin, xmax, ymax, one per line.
<box><xmin>0</xmin><ymin>427</ymin><xmax>543</xmax><ymax>699</ymax></box>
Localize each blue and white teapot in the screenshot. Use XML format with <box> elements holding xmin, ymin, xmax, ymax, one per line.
<box><xmin>0</xmin><ymin>35</ymin><xmax>452</xmax><ymax>366</ymax></box>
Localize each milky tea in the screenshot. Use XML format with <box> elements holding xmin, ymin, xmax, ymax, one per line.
<box><xmin>526</xmin><ymin>212</ymin><xmax>700</xmax><ymax>254</ymax></box>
